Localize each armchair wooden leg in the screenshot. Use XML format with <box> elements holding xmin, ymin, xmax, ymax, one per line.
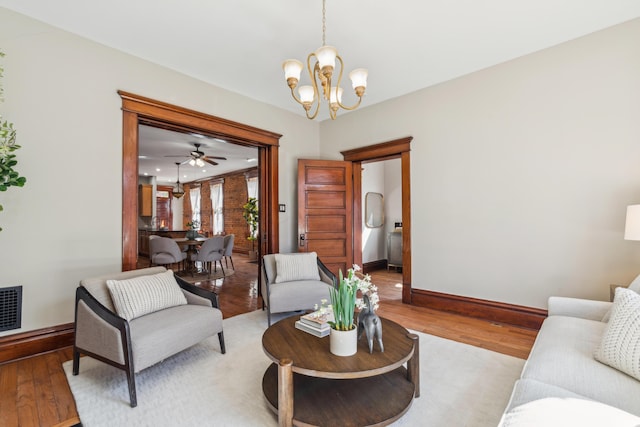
<box><xmin>72</xmin><ymin>347</ymin><xmax>80</xmax><ymax>375</ymax></box>
<box><xmin>126</xmin><ymin>368</ymin><xmax>137</xmax><ymax>408</ymax></box>
<box><xmin>218</xmin><ymin>331</ymin><xmax>226</xmax><ymax>354</ymax></box>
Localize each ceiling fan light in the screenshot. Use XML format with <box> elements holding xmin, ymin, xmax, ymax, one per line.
<box><xmin>189</xmin><ymin>159</ymin><xmax>196</xmax><ymax>166</ymax></box>
<box><xmin>196</xmin><ymin>158</ymin><xmax>205</xmax><ymax>167</ymax></box>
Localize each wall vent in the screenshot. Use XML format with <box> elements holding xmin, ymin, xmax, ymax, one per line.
<box><xmin>0</xmin><ymin>286</ymin><xmax>22</xmax><ymax>332</ymax></box>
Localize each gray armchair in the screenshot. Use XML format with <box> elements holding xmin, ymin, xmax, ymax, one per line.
<box><xmin>191</xmin><ymin>236</ymin><xmax>225</xmax><ymax>278</ymax></box>
<box><xmin>261</xmin><ymin>253</ymin><xmax>336</xmax><ymax>326</ymax></box>
<box><xmin>72</xmin><ymin>267</ymin><xmax>225</xmax><ymax>407</ymax></box>
<box><xmin>149</xmin><ymin>236</ymin><xmax>187</xmax><ymax>270</ymax></box>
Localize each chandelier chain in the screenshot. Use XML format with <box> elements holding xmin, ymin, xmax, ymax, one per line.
<box><xmin>322</xmin><ymin>0</ymin><xmax>326</xmax><ymax>46</ymax></box>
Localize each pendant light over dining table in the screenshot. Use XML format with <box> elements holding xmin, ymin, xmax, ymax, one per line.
<box><xmin>282</xmin><ymin>0</ymin><xmax>368</xmax><ymax>120</ymax></box>
<box><xmin>173</xmin><ymin>162</ymin><xmax>185</xmax><ymax>199</ymax></box>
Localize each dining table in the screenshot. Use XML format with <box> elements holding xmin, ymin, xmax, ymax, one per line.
<box><xmin>173</xmin><ymin>237</ymin><xmax>207</xmax><ymax>275</ymax></box>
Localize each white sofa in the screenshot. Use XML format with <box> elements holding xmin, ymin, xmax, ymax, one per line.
<box><xmin>499</xmin><ymin>282</ymin><xmax>640</xmax><ymax>426</ymax></box>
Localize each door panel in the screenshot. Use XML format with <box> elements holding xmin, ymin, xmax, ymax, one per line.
<box><xmin>298</xmin><ymin>159</ymin><xmax>353</xmax><ymax>277</ymax></box>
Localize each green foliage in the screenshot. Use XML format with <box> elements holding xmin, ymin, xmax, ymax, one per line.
<box><xmin>329</xmin><ymin>269</ymin><xmax>358</xmax><ymax>331</ymax></box>
<box><xmin>0</xmin><ymin>49</ymin><xmax>26</xmax><ymax>232</ymax></box>
<box><xmin>242</xmin><ymin>197</ymin><xmax>259</xmax><ymax>248</ymax></box>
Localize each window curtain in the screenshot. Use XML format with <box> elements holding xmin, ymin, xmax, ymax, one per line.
<box><xmin>210</xmin><ymin>182</ymin><xmax>224</xmax><ymax>235</ymax></box>
<box><xmin>189</xmin><ymin>186</ymin><xmax>201</xmax><ymax>227</ymax></box>
<box><xmin>247</xmin><ymin>176</ymin><xmax>258</xmax><ymax>200</ymax></box>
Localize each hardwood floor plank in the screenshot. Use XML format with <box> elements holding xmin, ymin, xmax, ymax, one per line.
<box><xmin>32</xmin><ymin>353</ymin><xmax>61</xmax><ymax>426</ymax></box>
<box><xmin>16</xmin><ymin>357</ymin><xmax>39</xmax><ymax>427</ymax></box>
<box><xmin>0</xmin><ymin>362</ymin><xmax>19</xmax><ymax>427</ymax></box>
<box><xmin>47</xmin><ymin>351</ymin><xmax>78</xmax><ymax>423</ymax></box>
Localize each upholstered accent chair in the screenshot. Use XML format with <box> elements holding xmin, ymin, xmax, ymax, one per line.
<box><xmin>261</xmin><ymin>252</ymin><xmax>336</xmax><ymax>326</ymax></box>
<box><xmin>149</xmin><ymin>236</ymin><xmax>187</xmax><ymax>270</ymax></box>
<box><xmin>73</xmin><ymin>267</ymin><xmax>225</xmax><ymax>407</ymax></box>
<box><xmin>191</xmin><ymin>236</ymin><xmax>225</xmax><ymax>278</ymax></box>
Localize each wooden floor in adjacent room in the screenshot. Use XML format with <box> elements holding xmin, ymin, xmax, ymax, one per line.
<box><xmin>0</xmin><ymin>253</ymin><xmax>538</xmax><ymax>427</ymax></box>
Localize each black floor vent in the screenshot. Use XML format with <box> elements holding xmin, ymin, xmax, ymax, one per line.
<box><xmin>0</xmin><ymin>286</ymin><xmax>22</xmax><ymax>332</ymax></box>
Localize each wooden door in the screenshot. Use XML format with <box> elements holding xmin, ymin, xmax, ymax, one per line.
<box><xmin>298</xmin><ymin>159</ymin><xmax>353</xmax><ymax>277</ymax></box>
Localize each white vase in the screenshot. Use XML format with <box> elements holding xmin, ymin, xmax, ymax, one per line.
<box><xmin>329</xmin><ymin>327</ymin><xmax>357</xmax><ymax>356</ymax></box>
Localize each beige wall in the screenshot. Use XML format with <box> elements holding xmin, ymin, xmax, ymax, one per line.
<box><xmin>320</xmin><ymin>18</ymin><xmax>640</xmax><ymax>308</ymax></box>
<box><xmin>0</xmin><ymin>8</ymin><xmax>319</xmax><ymax>336</ymax></box>
<box><xmin>2</xmin><ymin>8</ymin><xmax>639</xmax><ymax>336</ymax></box>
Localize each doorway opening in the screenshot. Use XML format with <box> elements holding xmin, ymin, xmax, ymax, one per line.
<box><xmin>341</xmin><ymin>137</ymin><xmax>412</xmax><ymax>304</ymax></box>
<box><xmin>119</xmin><ymin>91</ymin><xmax>282</xmax><ymax>272</ymax></box>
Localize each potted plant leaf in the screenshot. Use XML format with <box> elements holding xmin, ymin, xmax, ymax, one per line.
<box><xmin>242</xmin><ymin>197</ymin><xmax>258</xmax><ymax>261</ymax></box>
<box><xmin>0</xmin><ymin>50</ymin><xmax>26</xmax><ymax>232</ymax></box>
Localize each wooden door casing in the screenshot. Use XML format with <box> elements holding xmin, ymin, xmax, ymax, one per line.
<box><xmin>298</xmin><ymin>159</ymin><xmax>353</xmax><ymax>277</ymax></box>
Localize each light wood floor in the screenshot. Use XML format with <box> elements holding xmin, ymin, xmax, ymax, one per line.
<box><xmin>0</xmin><ymin>253</ymin><xmax>538</xmax><ymax>427</ymax></box>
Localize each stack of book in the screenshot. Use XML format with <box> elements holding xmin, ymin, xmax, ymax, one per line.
<box><xmin>294</xmin><ymin>310</ymin><xmax>334</xmax><ymax>338</ymax></box>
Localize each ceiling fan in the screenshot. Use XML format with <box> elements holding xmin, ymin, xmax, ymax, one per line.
<box><xmin>165</xmin><ymin>142</ymin><xmax>227</xmax><ymax>167</ymax></box>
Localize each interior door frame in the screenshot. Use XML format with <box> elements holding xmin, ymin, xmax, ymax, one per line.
<box><xmin>119</xmin><ymin>91</ymin><xmax>282</xmax><ymax>271</ymax></box>
<box><xmin>341</xmin><ymin>137</ymin><xmax>413</xmax><ymax>304</ymax></box>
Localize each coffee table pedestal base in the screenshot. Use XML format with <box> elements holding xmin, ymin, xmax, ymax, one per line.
<box><xmin>262</xmin><ymin>363</ymin><xmax>415</xmax><ymax>427</ymax></box>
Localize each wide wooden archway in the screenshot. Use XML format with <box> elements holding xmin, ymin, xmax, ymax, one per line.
<box><xmin>119</xmin><ymin>91</ymin><xmax>281</xmax><ymax>271</ymax></box>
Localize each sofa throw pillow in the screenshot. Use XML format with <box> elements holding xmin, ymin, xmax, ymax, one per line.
<box><xmin>628</xmin><ymin>273</ymin><xmax>640</xmax><ymax>293</ymax></box>
<box><xmin>106</xmin><ymin>269</ymin><xmax>187</xmax><ymax>321</ymax></box>
<box><xmin>274</xmin><ymin>252</ymin><xmax>320</xmax><ymax>283</ymax></box>
<box><xmin>593</xmin><ymin>287</ymin><xmax>640</xmax><ymax>381</ymax></box>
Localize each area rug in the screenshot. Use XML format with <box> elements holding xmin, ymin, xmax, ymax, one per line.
<box><xmin>63</xmin><ymin>311</ymin><xmax>524</xmax><ymax>426</ymax></box>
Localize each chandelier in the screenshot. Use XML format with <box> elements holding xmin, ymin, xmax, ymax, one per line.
<box><xmin>173</xmin><ymin>162</ymin><xmax>185</xmax><ymax>199</ymax></box>
<box><xmin>282</xmin><ymin>0</ymin><xmax>368</xmax><ymax>120</ymax></box>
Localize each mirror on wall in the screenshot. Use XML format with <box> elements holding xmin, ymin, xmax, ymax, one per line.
<box><xmin>365</xmin><ymin>192</ymin><xmax>384</xmax><ymax>228</ymax></box>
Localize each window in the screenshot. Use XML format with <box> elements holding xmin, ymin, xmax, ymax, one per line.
<box><xmin>210</xmin><ymin>181</ymin><xmax>224</xmax><ymax>235</ymax></box>
<box><xmin>246</xmin><ymin>176</ymin><xmax>258</xmax><ymax>200</ymax></box>
<box><xmin>189</xmin><ymin>186</ymin><xmax>201</xmax><ymax>227</ymax></box>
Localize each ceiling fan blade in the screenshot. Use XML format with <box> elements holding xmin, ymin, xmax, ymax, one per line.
<box><xmin>205</xmin><ymin>155</ymin><xmax>227</xmax><ymax>161</ymax></box>
<box><xmin>203</xmin><ymin>158</ymin><xmax>219</xmax><ymax>166</ymax></box>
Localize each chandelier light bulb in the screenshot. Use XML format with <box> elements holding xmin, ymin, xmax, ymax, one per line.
<box><xmin>298</xmin><ymin>85</ymin><xmax>315</xmax><ymax>104</ymax></box>
<box><xmin>315</xmin><ymin>46</ymin><xmax>337</xmax><ymax>74</ymax></box>
<box><xmin>349</xmin><ymin>68</ymin><xmax>368</xmax><ymax>89</ymax></box>
<box><xmin>283</xmin><ymin>59</ymin><xmax>303</xmax><ymax>87</ymax></box>
<box><xmin>329</xmin><ymin>86</ymin><xmax>343</xmax><ymax>105</ymax></box>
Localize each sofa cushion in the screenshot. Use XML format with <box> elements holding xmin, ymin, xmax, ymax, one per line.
<box><xmin>594</xmin><ymin>288</ymin><xmax>640</xmax><ymax>381</ymax></box>
<box><xmin>268</xmin><ymin>280</ymin><xmax>332</xmax><ymax>313</ymax></box>
<box><xmin>274</xmin><ymin>252</ymin><xmax>320</xmax><ymax>283</ymax></box>
<box><xmin>130</xmin><ymin>304</ymin><xmax>223</xmax><ymax>372</ymax></box>
<box><xmin>106</xmin><ymin>270</ymin><xmax>187</xmax><ymax>321</ymax></box>
<box><xmin>500</xmin><ymin>379</ymin><xmax>640</xmax><ymax>427</ymax></box>
<box><xmin>521</xmin><ymin>315</ymin><xmax>640</xmax><ymax>416</ymax></box>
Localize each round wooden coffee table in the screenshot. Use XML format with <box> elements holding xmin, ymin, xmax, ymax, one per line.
<box><xmin>262</xmin><ymin>315</ymin><xmax>420</xmax><ymax>427</ymax></box>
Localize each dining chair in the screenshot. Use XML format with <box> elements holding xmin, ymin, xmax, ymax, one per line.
<box><xmin>222</xmin><ymin>234</ymin><xmax>235</xmax><ymax>269</ymax></box>
<box><xmin>191</xmin><ymin>236</ymin><xmax>226</xmax><ymax>278</ymax></box>
<box><xmin>149</xmin><ymin>236</ymin><xmax>187</xmax><ymax>271</ymax></box>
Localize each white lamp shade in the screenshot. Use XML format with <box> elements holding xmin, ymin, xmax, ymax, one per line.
<box><xmin>282</xmin><ymin>59</ymin><xmax>303</xmax><ymax>80</ymax></box>
<box><xmin>349</xmin><ymin>68</ymin><xmax>368</xmax><ymax>89</ymax></box>
<box><xmin>298</xmin><ymin>85</ymin><xmax>315</xmax><ymax>103</ymax></box>
<box><xmin>315</xmin><ymin>46</ymin><xmax>337</xmax><ymax>69</ymax></box>
<box><xmin>329</xmin><ymin>86</ymin><xmax>343</xmax><ymax>104</ymax></box>
<box><xmin>625</xmin><ymin>205</ymin><xmax>640</xmax><ymax>240</ymax></box>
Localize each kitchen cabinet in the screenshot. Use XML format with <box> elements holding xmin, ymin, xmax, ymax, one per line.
<box><xmin>139</xmin><ymin>184</ymin><xmax>153</xmax><ymax>217</ymax></box>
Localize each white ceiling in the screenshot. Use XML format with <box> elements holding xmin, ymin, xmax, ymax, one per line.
<box><xmin>1</xmin><ymin>0</ymin><xmax>639</xmax><ymax>122</ymax></box>
<box><xmin>138</xmin><ymin>125</ymin><xmax>258</xmax><ymax>185</ymax></box>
